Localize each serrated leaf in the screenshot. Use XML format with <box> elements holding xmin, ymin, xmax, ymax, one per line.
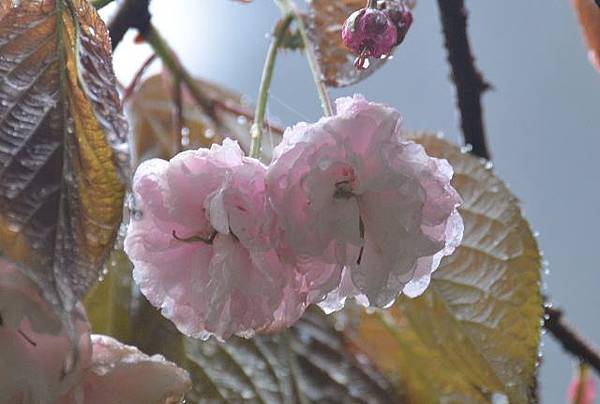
<box><xmin>127</xmin><ymin>74</ymin><xmax>281</xmax><ymax>163</ymax></box>
<box><xmin>346</xmin><ymin>135</ymin><xmax>542</xmax><ymax>403</ymax></box>
<box><xmin>85</xmin><ymin>250</ymin><xmax>404</xmax><ymax>404</ymax></box>
<box><xmin>0</xmin><ymin>0</ymin><xmax>128</xmax><ymax>309</ymax></box>
<box><xmin>572</xmin><ymin>0</ymin><xmax>600</xmax><ymax>72</ymax></box>
<box><xmin>306</xmin><ymin>0</ymin><xmax>389</xmax><ymax>87</ymax></box>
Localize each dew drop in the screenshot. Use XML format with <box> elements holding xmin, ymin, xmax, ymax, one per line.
<box><xmin>204</xmin><ymin>128</ymin><xmax>215</xmax><ymax>139</ymax></box>
<box><xmin>237</xmin><ymin>115</ymin><xmax>248</xmax><ymax>125</ymax></box>
<box><xmin>241</xmin><ymin>389</ymin><xmax>254</xmax><ymax>399</ymax></box>
<box><xmin>181</xmin><ymin>127</ymin><xmax>190</xmax><ymax>147</ymax></box>
<box><xmin>7</xmin><ymin>222</ymin><xmax>22</xmax><ymax>232</ymax></box>
<box><xmin>460</xmin><ymin>144</ymin><xmax>473</xmax><ymax>153</ymax></box>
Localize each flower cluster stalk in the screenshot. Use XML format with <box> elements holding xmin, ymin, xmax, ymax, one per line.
<box><xmin>250</xmin><ymin>15</ymin><xmax>294</xmax><ymax>159</ymax></box>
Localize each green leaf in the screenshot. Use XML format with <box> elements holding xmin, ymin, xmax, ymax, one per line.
<box><xmin>0</xmin><ymin>0</ymin><xmax>128</xmax><ymax>309</ymax></box>
<box><xmin>85</xmin><ymin>250</ymin><xmax>404</xmax><ymax>404</ymax></box>
<box><xmin>348</xmin><ymin>135</ymin><xmax>543</xmax><ymax>403</ymax></box>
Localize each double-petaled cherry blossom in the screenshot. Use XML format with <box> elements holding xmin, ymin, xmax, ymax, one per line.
<box><xmin>125</xmin><ymin>95</ymin><xmax>462</xmax><ymax>338</ymax></box>
<box><xmin>124</xmin><ymin>139</ymin><xmax>338</xmax><ymax>340</ymax></box>
<box><xmin>266</xmin><ymin>95</ymin><xmax>463</xmax><ymax>309</ymax></box>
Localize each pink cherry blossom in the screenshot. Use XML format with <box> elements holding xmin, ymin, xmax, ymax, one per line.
<box><xmin>266</xmin><ymin>95</ymin><xmax>463</xmax><ymax>309</ymax></box>
<box><xmin>0</xmin><ymin>258</ymin><xmax>91</xmax><ymax>404</ymax></box>
<box><xmin>124</xmin><ymin>139</ymin><xmax>327</xmax><ymax>340</ymax></box>
<box><xmin>62</xmin><ymin>335</ymin><xmax>191</xmax><ymax>404</ymax></box>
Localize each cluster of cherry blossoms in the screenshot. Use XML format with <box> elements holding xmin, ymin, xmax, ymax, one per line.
<box><xmin>124</xmin><ymin>95</ymin><xmax>464</xmax><ymax>341</ymax></box>
<box><xmin>0</xmin><ymin>259</ymin><xmax>191</xmax><ymax>403</ymax></box>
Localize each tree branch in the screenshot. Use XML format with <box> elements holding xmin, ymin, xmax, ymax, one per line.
<box><xmin>436</xmin><ymin>0</ymin><xmax>491</xmax><ymax>160</ymax></box>
<box><xmin>107</xmin><ymin>0</ymin><xmax>151</xmax><ymax>50</ymax></box>
<box><xmin>544</xmin><ymin>306</ymin><xmax>600</xmax><ymax>375</ymax></box>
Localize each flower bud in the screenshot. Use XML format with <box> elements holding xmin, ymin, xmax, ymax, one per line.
<box><xmin>342</xmin><ymin>8</ymin><xmax>398</xmax><ymax>69</ymax></box>
<box><xmin>383</xmin><ymin>2</ymin><xmax>413</xmax><ymax>45</ymax></box>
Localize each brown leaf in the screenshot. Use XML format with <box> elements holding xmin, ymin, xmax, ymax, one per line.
<box><xmin>127</xmin><ymin>74</ymin><xmax>219</xmax><ymax>163</ymax></box>
<box><xmin>306</xmin><ymin>0</ymin><xmax>390</xmax><ymax>87</ymax></box>
<box><xmin>127</xmin><ymin>74</ymin><xmax>282</xmax><ymax>164</ymax></box>
<box><xmin>572</xmin><ymin>0</ymin><xmax>600</xmax><ymax>72</ymax></box>
<box><xmin>0</xmin><ymin>0</ymin><xmax>128</xmax><ymax>309</ymax></box>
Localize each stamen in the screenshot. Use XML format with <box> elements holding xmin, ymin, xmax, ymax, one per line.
<box><xmin>18</xmin><ymin>329</ymin><xmax>37</xmax><ymax>347</ymax></box>
<box><xmin>357</xmin><ymin>217</ymin><xmax>365</xmax><ymax>265</ymax></box>
<box><xmin>357</xmin><ymin>246</ymin><xmax>365</xmax><ymax>265</ymax></box>
<box><xmin>172</xmin><ymin>230</ymin><xmax>217</xmax><ymax>245</ymax></box>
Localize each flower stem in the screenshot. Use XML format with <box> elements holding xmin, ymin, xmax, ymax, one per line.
<box><xmin>276</xmin><ymin>0</ymin><xmax>334</xmax><ymax>117</ymax></box>
<box><xmin>249</xmin><ymin>15</ymin><xmax>294</xmax><ymax>159</ymax></box>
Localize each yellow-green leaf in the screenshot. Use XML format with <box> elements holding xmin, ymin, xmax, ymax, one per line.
<box><xmin>348</xmin><ymin>135</ymin><xmax>542</xmax><ymax>403</ymax></box>
<box><xmin>0</xmin><ymin>0</ymin><xmax>128</xmax><ymax>308</ymax></box>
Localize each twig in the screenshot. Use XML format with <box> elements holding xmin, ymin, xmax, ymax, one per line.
<box><xmin>171</xmin><ymin>74</ymin><xmax>184</xmax><ymax>155</ymax></box>
<box><xmin>436</xmin><ymin>0</ymin><xmax>491</xmax><ymax>160</ymax></box>
<box><xmin>107</xmin><ymin>0</ymin><xmax>151</xmax><ymax>50</ymax></box>
<box><xmin>143</xmin><ymin>25</ymin><xmax>284</xmax><ymax>136</ymax></box>
<box><xmin>107</xmin><ymin>0</ymin><xmax>284</xmax><ymax>137</ymax></box>
<box><xmin>122</xmin><ymin>54</ymin><xmax>157</xmax><ymax>104</ymax></box>
<box><xmin>544</xmin><ymin>306</ymin><xmax>600</xmax><ymax>375</ymax></box>
<box><xmin>143</xmin><ymin>25</ymin><xmax>217</xmax><ymax>117</ymax></box>
<box><xmin>250</xmin><ymin>15</ymin><xmax>294</xmax><ymax>158</ymax></box>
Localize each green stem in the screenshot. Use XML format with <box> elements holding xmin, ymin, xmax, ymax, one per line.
<box><xmin>250</xmin><ymin>15</ymin><xmax>294</xmax><ymax>159</ymax></box>
<box><xmin>144</xmin><ymin>25</ymin><xmax>216</xmax><ymax>117</ymax></box>
<box><xmin>277</xmin><ymin>0</ymin><xmax>334</xmax><ymax>117</ymax></box>
<box><xmin>92</xmin><ymin>0</ymin><xmax>114</xmax><ymax>9</ymax></box>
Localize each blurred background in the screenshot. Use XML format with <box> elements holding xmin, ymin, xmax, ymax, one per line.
<box><xmin>101</xmin><ymin>1</ymin><xmax>600</xmax><ymax>402</ymax></box>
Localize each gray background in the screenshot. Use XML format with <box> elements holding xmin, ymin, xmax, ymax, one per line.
<box><xmin>103</xmin><ymin>1</ymin><xmax>600</xmax><ymax>402</ymax></box>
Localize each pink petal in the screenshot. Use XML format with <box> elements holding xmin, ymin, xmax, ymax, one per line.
<box><xmin>0</xmin><ymin>259</ymin><xmax>91</xmax><ymax>404</ymax></box>
<box><xmin>63</xmin><ymin>335</ymin><xmax>191</xmax><ymax>404</ymax></box>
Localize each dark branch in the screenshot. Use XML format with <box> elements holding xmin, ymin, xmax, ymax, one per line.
<box><xmin>544</xmin><ymin>306</ymin><xmax>600</xmax><ymax>375</ymax></box>
<box><xmin>436</xmin><ymin>0</ymin><xmax>491</xmax><ymax>160</ymax></box>
<box><xmin>107</xmin><ymin>0</ymin><xmax>151</xmax><ymax>50</ymax></box>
